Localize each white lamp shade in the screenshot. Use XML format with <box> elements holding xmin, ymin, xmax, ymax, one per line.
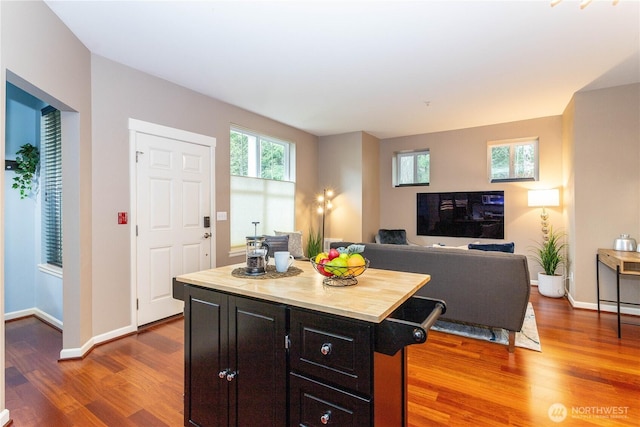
<box><xmin>528</xmin><ymin>189</ymin><xmax>560</xmax><ymax>207</ymax></box>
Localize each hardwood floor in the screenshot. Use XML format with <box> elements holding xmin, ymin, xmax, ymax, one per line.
<box><xmin>4</xmin><ymin>292</ymin><xmax>639</xmax><ymax>426</ymax></box>
<box><xmin>5</xmin><ymin>317</ymin><xmax>184</xmax><ymax>426</ymax></box>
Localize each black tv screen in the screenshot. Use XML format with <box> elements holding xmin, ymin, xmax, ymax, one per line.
<box><xmin>417</xmin><ymin>191</ymin><xmax>504</xmax><ymax>239</ymax></box>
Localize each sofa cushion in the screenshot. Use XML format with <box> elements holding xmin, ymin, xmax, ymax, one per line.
<box><xmin>264</xmin><ymin>235</ymin><xmax>289</xmax><ymax>257</ymax></box>
<box><xmin>468</xmin><ymin>242</ymin><xmax>515</xmax><ymax>253</ymax></box>
<box><xmin>378</xmin><ymin>229</ymin><xmax>408</xmax><ymax>245</ymax></box>
<box><xmin>274</xmin><ymin>230</ymin><xmax>304</xmax><ymax>258</ymax></box>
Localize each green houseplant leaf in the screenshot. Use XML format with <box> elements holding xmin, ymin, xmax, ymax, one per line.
<box><xmin>305</xmin><ymin>227</ymin><xmax>322</xmax><ymax>259</ymax></box>
<box><xmin>12</xmin><ymin>143</ymin><xmax>40</xmax><ymax>199</ymax></box>
<box><xmin>530</xmin><ymin>227</ymin><xmax>566</xmax><ymax>276</ymax></box>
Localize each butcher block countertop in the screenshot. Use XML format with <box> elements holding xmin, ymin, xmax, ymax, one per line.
<box><xmin>175</xmin><ymin>261</ymin><xmax>430</xmax><ymax>323</ymax></box>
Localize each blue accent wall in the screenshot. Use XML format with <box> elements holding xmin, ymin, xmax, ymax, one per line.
<box><xmin>4</xmin><ymin>82</ymin><xmax>62</xmax><ymax>323</ymax></box>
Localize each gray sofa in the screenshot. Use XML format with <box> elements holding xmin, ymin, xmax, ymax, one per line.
<box><xmin>331</xmin><ymin>242</ymin><xmax>531</xmax><ymax>352</ymax></box>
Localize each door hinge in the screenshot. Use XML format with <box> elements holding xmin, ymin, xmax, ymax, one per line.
<box><xmin>136</xmin><ymin>298</ymin><xmax>139</xmax><ymax>310</ymax></box>
<box><xmin>136</xmin><ymin>150</ymin><xmax>144</xmax><ymax>163</ymax></box>
<box><xmin>136</xmin><ymin>225</ymin><xmax>138</xmax><ymax>236</ymax></box>
<box><xmin>284</xmin><ymin>334</ymin><xmax>291</xmax><ymax>350</ymax></box>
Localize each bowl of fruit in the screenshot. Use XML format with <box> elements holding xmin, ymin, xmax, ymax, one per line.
<box><xmin>310</xmin><ymin>245</ymin><xmax>369</xmax><ymax>287</ymax></box>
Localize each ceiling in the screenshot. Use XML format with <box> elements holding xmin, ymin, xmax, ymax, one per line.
<box><xmin>44</xmin><ymin>0</ymin><xmax>640</xmax><ymax>139</ymax></box>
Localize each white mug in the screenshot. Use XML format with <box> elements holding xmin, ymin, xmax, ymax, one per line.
<box><xmin>274</xmin><ymin>251</ymin><xmax>294</xmax><ymax>273</ymax></box>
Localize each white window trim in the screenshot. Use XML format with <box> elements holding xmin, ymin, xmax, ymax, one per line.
<box><xmin>487</xmin><ymin>137</ymin><xmax>539</xmax><ymax>182</ymax></box>
<box><xmin>38</xmin><ymin>263</ymin><xmax>63</xmax><ymax>279</ymax></box>
<box><xmin>393</xmin><ymin>149</ymin><xmax>430</xmax><ymax>187</ymax></box>
<box><xmin>229</xmin><ymin>125</ymin><xmax>297</xmax><ymax>251</ymax></box>
<box><xmin>230</xmin><ymin>125</ymin><xmax>295</xmax><ymax>182</ymax></box>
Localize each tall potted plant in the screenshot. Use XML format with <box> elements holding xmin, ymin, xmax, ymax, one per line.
<box><xmin>530</xmin><ymin>228</ymin><xmax>566</xmax><ymax>298</ymax></box>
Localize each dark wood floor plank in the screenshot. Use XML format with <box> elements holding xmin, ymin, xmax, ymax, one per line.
<box><xmin>4</xmin><ymin>292</ymin><xmax>639</xmax><ymax>426</ymax></box>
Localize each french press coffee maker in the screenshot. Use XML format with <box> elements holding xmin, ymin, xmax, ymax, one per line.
<box><xmin>245</xmin><ymin>221</ymin><xmax>270</xmax><ymax>276</ymax></box>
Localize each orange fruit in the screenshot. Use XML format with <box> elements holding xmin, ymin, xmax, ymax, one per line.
<box><xmin>347</xmin><ymin>254</ymin><xmax>366</xmax><ymax>275</ymax></box>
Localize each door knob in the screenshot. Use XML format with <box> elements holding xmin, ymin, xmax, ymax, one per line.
<box><xmin>203</xmin><ymin>232</ymin><xmax>212</xmax><ymax>239</ymax></box>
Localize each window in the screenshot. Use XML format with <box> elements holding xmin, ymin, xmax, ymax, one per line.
<box><xmin>230</xmin><ymin>127</ymin><xmax>295</xmax><ymax>250</ymax></box>
<box><xmin>393</xmin><ymin>149</ymin><xmax>430</xmax><ymax>186</ymax></box>
<box><xmin>231</xmin><ymin>127</ymin><xmax>291</xmax><ymax>181</ymax></box>
<box><xmin>488</xmin><ymin>137</ymin><xmax>538</xmax><ymax>182</ymax></box>
<box><xmin>41</xmin><ymin>106</ymin><xmax>63</xmax><ymax>267</ymax></box>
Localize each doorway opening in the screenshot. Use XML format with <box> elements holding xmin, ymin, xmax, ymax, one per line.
<box><xmin>4</xmin><ymin>82</ymin><xmax>63</xmax><ymax>330</ymax></box>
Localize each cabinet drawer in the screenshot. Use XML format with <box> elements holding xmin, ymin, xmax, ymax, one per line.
<box><xmin>290</xmin><ymin>372</ymin><xmax>371</xmax><ymax>427</ymax></box>
<box><xmin>290</xmin><ymin>309</ymin><xmax>372</xmax><ymax>394</ymax></box>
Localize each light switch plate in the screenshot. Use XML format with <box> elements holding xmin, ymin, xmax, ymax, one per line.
<box><xmin>216</xmin><ymin>211</ymin><xmax>227</xmax><ymax>221</ymax></box>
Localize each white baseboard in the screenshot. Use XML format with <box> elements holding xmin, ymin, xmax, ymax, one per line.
<box><xmin>0</xmin><ymin>408</ymin><xmax>11</xmax><ymax>426</ymax></box>
<box><xmin>59</xmin><ymin>323</ymin><xmax>137</xmax><ymax>360</ymax></box>
<box><xmin>530</xmin><ymin>280</ymin><xmax>640</xmax><ymax>316</ymax></box>
<box><xmin>4</xmin><ymin>308</ymin><xmax>63</xmax><ymax>330</ymax></box>
<box><xmin>5</xmin><ymin>308</ymin><xmax>139</xmax><ymax>360</ymax></box>
<box><xmin>569</xmin><ymin>295</ymin><xmax>640</xmax><ymax>316</ymax></box>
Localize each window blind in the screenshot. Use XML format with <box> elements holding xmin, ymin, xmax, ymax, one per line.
<box><xmin>41</xmin><ymin>106</ymin><xmax>63</xmax><ymax>267</ymax></box>
<box><xmin>230</xmin><ymin>175</ymin><xmax>295</xmax><ymax>249</ymax></box>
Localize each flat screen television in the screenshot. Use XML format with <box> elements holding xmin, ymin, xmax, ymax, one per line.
<box><xmin>417</xmin><ymin>191</ymin><xmax>504</xmax><ymax>239</ymax></box>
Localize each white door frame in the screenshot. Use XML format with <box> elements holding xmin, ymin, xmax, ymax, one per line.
<box><xmin>128</xmin><ymin>118</ymin><xmax>216</xmax><ymax>328</ymax></box>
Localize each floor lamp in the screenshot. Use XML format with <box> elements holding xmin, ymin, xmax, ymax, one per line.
<box><xmin>316</xmin><ymin>188</ymin><xmax>334</xmax><ymax>250</ymax></box>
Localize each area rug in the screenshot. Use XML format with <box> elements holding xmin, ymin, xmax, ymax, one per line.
<box><xmin>430</xmin><ymin>302</ymin><xmax>541</xmax><ymax>352</ymax></box>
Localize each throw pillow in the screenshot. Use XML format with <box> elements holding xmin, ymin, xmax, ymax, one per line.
<box><xmin>274</xmin><ymin>230</ymin><xmax>304</xmax><ymax>258</ymax></box>
<box><xmin>378</xmin><ymin>229</ymin><xmax>408</xmax><ymax>245</ymax></box>
<box><xmin>468</xmin><ymin>242</ymin><xmax>515</xmax><ymax>253</ymax></box>
<box><xmin>264</xmin><ymin>235</ymin><xmax>289</xmax><ymax>257</ymax></box>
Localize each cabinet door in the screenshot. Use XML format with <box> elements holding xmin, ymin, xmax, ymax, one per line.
<box><xmin>185</xmin><ymin>286</ymin><xmax>229</xmax><ymax>427</ymax></box>
<box><xmin>229</xmin><ymin>296</ymin><xmax>287</xmax><ymax>426</ymax></box>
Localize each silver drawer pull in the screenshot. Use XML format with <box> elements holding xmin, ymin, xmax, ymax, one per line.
<box><xmin>320</xmin><ymin>410</ymin><xmax>331</xmax><ymax>424</ymax></box>
<box><xmin>320</xmin><ymin>343</ymin><xmax>332</xmax><ymax>356</ymax></box>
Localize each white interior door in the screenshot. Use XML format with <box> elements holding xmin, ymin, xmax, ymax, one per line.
<box><xmin>135</xmin><ymin>132</ymin><xmax>212</xmax><ymax>326</ymax></box>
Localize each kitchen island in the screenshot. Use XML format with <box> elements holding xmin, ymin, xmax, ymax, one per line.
<box><xmin>173</xmin><ymin>261</ymin><xmax>444</xmax><ymax>427</ymax></box>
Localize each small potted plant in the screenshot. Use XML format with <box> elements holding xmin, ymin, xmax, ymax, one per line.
<box><xmin>530</xmin><ymin>227</ymin><xmax>566</xmax><ymax>298</ymax></box>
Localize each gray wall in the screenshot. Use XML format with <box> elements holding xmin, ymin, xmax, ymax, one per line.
<box><xmin>567</xmin><ymin>83</ymin><xmax>640</xmax><ymax>308</ymax></box>
<box><xmin>91</xmin><ymin>55</ymin><xmax>319</xmax><ymax>337</ymax></box>
<box><xmin>379</xmin><ymin>116</ymin><xmax>564</xmax><ymax>257</ymax></box>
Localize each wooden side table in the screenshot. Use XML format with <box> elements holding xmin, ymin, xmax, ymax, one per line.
<box><xmin>596</xmin><ymin>249</ymin><xmax>640</xmax><ymax>338</ymax></box>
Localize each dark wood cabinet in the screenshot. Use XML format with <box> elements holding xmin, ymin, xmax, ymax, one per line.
<box><xmin>184</xmin><ymin>286</ymin><xmax>287</xmax><ymax>427</ymax></box>
<box><xmin>176</xmin><ymin>266</ymin><xmax>445</xmax><ymax>427</ymax></box>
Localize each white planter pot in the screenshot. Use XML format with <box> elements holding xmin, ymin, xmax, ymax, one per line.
<box><xmin>538</xmin><ymin>273</ymin><xmax>565</xmax><ymax>298</ymax></box>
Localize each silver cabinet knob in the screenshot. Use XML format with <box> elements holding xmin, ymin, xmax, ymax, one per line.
<box><xmin>226</xmin><ymin>371</ymin><xmax>237</xmax><ymax>381</ymax></box>
<box><xmin>218</xmin><ymin>369</ymin><xmax>229</xmax><ymax>379</ymax></box>
<box><xmin>320</xmin><ymin>343</ymin><xmax>332</xmax><ymax>356</ymax></box>
<box><xmin>320</xmin><ymin>411</ymin><xmax>331</xmax><ymax>425</ymax></box>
